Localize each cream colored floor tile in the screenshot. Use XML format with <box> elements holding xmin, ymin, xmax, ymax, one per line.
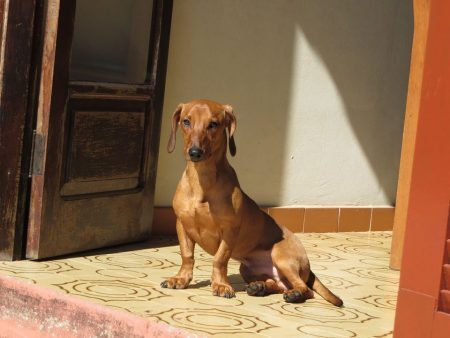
<box><xmin>0</xmin><ymin>231</ymin><xmax>399</xmax><ymax>337</ymax></box>
<box><xmin>147</xmin><ymin>305</ymin><xmax>279</xmax><ymax>337</ymax></box>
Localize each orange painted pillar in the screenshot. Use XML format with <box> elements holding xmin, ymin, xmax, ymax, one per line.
<box><xmin>390</xmin><ymin>0</ymin><xmax>430</xmax><ymax>270</ymax></box>
<box><xmin>393</xmin><ymin>0</ymin><xmax>450</xmax><ymax>336</ymax></box>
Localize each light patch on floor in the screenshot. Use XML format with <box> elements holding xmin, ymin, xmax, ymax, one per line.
<box><xmin>0</xmin><ymin>232</ymin><xmax>398</xmax><ymax>337</ymax></box>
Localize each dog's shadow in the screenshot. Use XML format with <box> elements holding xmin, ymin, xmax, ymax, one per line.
<box><xmin>189</xmin><ymin>273</ymin><xmax>247</xmax><ymax>292</ymax></box>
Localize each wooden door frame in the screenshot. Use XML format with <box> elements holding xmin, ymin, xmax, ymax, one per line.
<box><xmin>0</xmin><ymin>0</ymin><xmax>43</xmax><ymax>261</ymax></box>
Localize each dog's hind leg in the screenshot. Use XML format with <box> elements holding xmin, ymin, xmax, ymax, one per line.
<box><xmin>239</xmin><ymin>263</ymin><xmax>285</xmax><ymax>297</ymax></box>
<box><xmin>246</xmin><ymin>279</ymin><xmax>285</xmax><ymax>296</ymax></box>
<box><xmin>278</xmin><ymin>266</ymin><xmax>314</xmax><ymax>303</ymax></box>
<box><xmin>270</xmin><ymin>238</ymin><xmax>314</xmax><ymax>303</ymax></box>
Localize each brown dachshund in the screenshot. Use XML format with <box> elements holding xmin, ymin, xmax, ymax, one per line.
<box><xmin>161</xmin><ymin>99</ymin><xmax>343</xmax><ymax>306</ymax></box>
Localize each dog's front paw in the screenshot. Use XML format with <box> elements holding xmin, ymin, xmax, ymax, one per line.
<box><xmin>212</xmin><ymin>282</ymin><xmax>235</xmax><ymax>298</ymax></box>
<box><xmin>161</xmin><ymin>277</ymin><xmax>190</xmax><ymax>289</ymax></box>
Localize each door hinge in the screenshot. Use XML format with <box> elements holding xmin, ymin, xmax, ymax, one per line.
<box><xmin>29</xmin><ymin>130</ymin><xmax>44</xmax><ymax>177</ymax></box>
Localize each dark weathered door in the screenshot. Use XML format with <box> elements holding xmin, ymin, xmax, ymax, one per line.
<box><xmin>0</xmin><ymin>0</ymin><xmax>40</xmax><ymax>260</ymax></box>
<box><xmin>26</xmin><ymin>0</ymin><xmax>172</xmax><ymax>259</ymax></box>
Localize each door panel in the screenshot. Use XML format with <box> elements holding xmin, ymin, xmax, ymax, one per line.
<box><xmin>61</xmin><ymin>96</ymin><xmax>148</xmax><ymax>196</ymax></box>
<box><xmin>26</xmin><ymin>0</ymin><xmax>172</xmax><ymax>259</ymax></box>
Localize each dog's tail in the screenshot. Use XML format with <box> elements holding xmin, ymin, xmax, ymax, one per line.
<box><xmin>307</xmin><ymin>271</ymin><xmax>343</xmax><ymax>307</ymax></box>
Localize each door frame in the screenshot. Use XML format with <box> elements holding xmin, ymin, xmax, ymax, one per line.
<box><xmin>0</xmin><ymin>0</ymin><xmax>43</xmax><ymax>261</ymax></box>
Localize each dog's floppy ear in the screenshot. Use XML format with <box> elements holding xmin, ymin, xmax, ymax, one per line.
<box><xmin>223</xmin><ymin>104</ymin><xmax>237</xmax><ymax>156</ymax></box>
<box><xmin>167</xmin><ymin>104</ymin><xmax>183</xmax><ymax>153</ymax></box>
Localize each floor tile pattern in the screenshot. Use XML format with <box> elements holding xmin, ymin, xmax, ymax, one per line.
<box><xmin>0</xmin><ymin>232</ymin><xmax>398</xmax><ymax>337</ymax></box>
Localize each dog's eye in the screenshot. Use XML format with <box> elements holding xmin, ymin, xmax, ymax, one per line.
<box><xmin>182</xmin><ymin>119</ymin><xmax>191</xmax><ymax>127</ymax></box>
<box><xmin>208</xmin><ymin>121</ymin><xmax>218</xmax><ymax>129</ymax></box>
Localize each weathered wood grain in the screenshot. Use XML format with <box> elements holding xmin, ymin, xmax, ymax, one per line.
<box><xmin>26</xmin><ymin>0</ymin><xmax>61</xmax><ymax>258</ymax></box>
<box><xmin>0</xmin><ymin>0</ymin><xmax>38</xmax><ymax>260</ymax></box>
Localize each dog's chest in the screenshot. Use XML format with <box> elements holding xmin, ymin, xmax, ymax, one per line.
<box><xmin>174</xmin><ymin>178</ymin><xmax>232</xmax><ymax>227</ymax></box>
<box><xmin>180</xmin><ymin>199</ymin><xmax>211</xmax><ymax>222</ymax></box>
<box><xmin>175</xmin><ymin>189</ymin><xmax>237</xmax><ymax>244</ymax></box>
<box><xmin>176</xmin><ymin>200</ymin><xmax>223</xmax><ymax>253</ymax></box>
<box><xmin>177</xmin><ymin>199</ymin><xmax>222</xmax><ymax>231</ymax></box>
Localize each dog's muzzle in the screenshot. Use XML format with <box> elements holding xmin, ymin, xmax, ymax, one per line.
<box><xmin>188</xmin><ymin>147</ymin><xmax>204</xmax><ymax>162</ymax></box>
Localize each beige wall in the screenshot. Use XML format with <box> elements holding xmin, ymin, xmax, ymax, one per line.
<box><xmin>155</xmin><ymin>0</ymin><xmax>413</xmax><ymax>207</ymax></box>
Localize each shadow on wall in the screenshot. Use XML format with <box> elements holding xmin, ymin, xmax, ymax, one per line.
<box><xmin>155</xmin><ymin>0</ymin><xmax>413</xmax><ymax>206</ymax></box>
<box><xmin>295</xmin><ymin>1</ymin><xmax>413</xmax><ymax>204</ymax></box>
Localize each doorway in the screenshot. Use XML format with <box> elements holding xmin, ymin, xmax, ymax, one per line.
<box><xmin>0</xmin><ymin>0</ymin><xmax>173</xmax><ymax>260</ymax></box>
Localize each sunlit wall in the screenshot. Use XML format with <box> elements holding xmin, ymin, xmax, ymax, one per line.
<box><xmin>155</xmin><ymin>0</ymin><xmax>413</xmax><ymax>206</ymax></box>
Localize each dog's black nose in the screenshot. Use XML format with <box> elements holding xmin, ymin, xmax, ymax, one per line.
<box><xmin>188</xmin><ymin>147</ymin><xmax>204</xmax><ymax>161</ymax></box>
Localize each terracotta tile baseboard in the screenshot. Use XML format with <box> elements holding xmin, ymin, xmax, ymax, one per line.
<box><xmin>152</xmin><ymin>206</ymin><xmax>395</xmax><ymax>235</ymax></box>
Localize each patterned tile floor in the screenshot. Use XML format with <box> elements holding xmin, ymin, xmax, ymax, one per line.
<box><xmin>0</xmin><ymin>232</ymin><xmax>398</xmax><ymax>337</ymax></box>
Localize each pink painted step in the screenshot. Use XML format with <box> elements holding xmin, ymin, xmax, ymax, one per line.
<box><xmin>0</xmin><ymin>275</ymin><xmax>200</xmax><ymax>338</ymax></box>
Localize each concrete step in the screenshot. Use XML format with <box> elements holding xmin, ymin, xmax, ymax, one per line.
<box><xmin>0</xmin><ymin>275</ymin><xmax>195</xmax><ymax>338</ymax></box>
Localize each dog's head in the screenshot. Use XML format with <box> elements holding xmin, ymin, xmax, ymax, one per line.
<box><xmin>167</xmin><ymin>99</ymin><xmax>236</xmax><ymax>162</ymax></box>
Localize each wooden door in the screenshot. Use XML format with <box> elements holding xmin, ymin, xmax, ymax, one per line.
<box><xmin>26</xmin><ymin>0</ymin><xmax>172</xmax><ymax>259</ymax></box>
<box><xmin>394</xmin><ymin>0</ymin><xmax>450</xmax><ymax>337</ymax></box>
